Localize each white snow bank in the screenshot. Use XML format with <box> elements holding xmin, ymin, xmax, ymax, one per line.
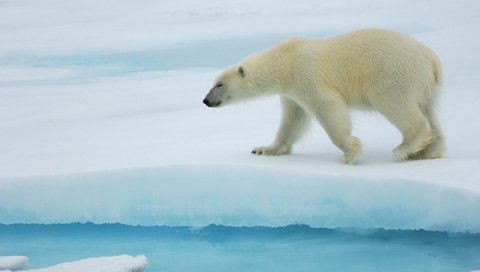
<box><xmin>0</xmin><ymin>29</ymin><xmax>479</xmax><ymax>232</ymax></box>
<box><xmin>1</xmin><ymin>166</ymin><xmax>479</xmax><ymax>232</ymax></box>
<box><xmin>20</xmin><ymin>255</ymin><xmax>147</xmax><ymax>272</ymax></box>
<box><xmin>0</xmin><ymin>256</ymin><xmax>28</xmax><ymax>271</ymax></box>
<box><xmin>1</xmin><ymin>0</ymin><xmax>480</xmax><ymax>235</ymax></box>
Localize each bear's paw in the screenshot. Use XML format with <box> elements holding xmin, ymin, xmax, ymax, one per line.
<box><xmin>251</xmin><ymin>144</ymin><xmax>291</xmax><ymax>156</ymax></box>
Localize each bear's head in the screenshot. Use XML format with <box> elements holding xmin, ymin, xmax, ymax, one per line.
<box><xmin>203</xmin><ymin>65</ymin><xmax>255</xmax><ymax>107</ymax></box>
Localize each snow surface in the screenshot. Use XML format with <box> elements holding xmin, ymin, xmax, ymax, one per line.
<box><xmin>1</xmin><ymin>0</ymin><xmax>480</xmax><ymax>233</ymax></box>
<box><xmin>12</xmin><ymin>255</ymin><xmax>147</xmax><ymax>272</ymax></box>
<box><xmin>0</xmin><ymin>256</ymin><xmax>28</xmax><ymax>271</ymax></box>
<box><xmin>0</xmin><ymin>254</ymin><xmax>146</xmax><ymax>272</ymax></box>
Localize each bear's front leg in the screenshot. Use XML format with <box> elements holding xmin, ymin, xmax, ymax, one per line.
<box><xmin>307</xmin><ymin>91</ymin><xmax>362</xmax><ymax>164</ymax></box>
<box><xmin>252</xmin><ymin>97</ymin><xmax>310</xmax><ymax>156</ymax></box>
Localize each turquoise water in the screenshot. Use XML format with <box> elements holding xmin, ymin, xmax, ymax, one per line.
<box><xmin>0</xmin><ymin>36</ymin><xmax>292</xmax><ymax>86</ymax></box>
<box><xmin>0</xmin><ymin>36</ymin><xmax>288</xmax><ymax>73</ymax></box>
<box><xmin>1</xmin><ymin>223</ymin><xmax>479</xmax><ymax>271</ymax></box>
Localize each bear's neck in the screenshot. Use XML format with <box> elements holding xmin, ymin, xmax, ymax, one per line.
<box><xmin>244</xmin><ymin>48</ymin><xmax>292</xmax><ymax>95</ymax></box>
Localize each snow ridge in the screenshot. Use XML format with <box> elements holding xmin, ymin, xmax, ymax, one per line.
<box><xmin>1</xmin><ymin>166</ymin><xmax>479</xmax><ymax>232</ymax></box>
<box><xmin>0</xmin><ymin>256</ymin><xmax>28</xmax><ymax>271</ymax></box>
<box><xmin>0</xmin><ymin>255</ymin><xmax>147</xmax><ymax>272</ymax></box>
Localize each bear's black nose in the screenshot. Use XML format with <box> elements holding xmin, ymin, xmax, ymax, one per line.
<box><xmin>203</xmin><ymin>98</ymin><xmax>221</xmax><ymax>107</ymax></box>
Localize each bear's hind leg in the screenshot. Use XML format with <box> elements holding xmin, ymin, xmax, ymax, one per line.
<box><xmin>410</xmin><ymin>104</ymin><xmax>445</xmax><ymax>159</ymax></box>
<box><xmin>377</xmin><ymin>102</ymin><xmax>433</xmax><ymax>160</ymax></box>
<box><xmin>252</xmin><ymin>97</ymin><xmax>311</xmax><ymax>156</ymax></box>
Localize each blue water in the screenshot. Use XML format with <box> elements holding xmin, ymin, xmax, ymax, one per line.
<box><xmin>0</xmin><ymin>33</ymin><xmax>334</xmax><ymax>87</ymax></box>
<box><xmin>1</xmin><ymin>223</ymin><xmax>479</xmax><ymax>271</ymax></box>
<box><xmin>0</xmin><ymin>36</ymin><xmax>294</xmax><ymax>87</ymax></box>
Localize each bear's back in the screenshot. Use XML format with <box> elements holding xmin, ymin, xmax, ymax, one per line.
<box><xmin>293</xmin><ymin>29</ymin><xmax>440</xmax><ymax>106</ymax></box>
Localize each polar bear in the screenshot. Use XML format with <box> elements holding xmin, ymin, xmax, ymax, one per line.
<box><xmin>203</xmin><ymin>28</ymin><xmax>444</xmax><ymax>164</ymax></box>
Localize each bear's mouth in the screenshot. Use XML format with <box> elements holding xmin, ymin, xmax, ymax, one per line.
<box><xmin>203</xmin><ymin>99</ymin><xmax>221</xmax><ymax>107</ymax></box>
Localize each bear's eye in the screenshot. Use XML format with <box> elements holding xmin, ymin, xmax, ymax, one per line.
<box><xmin>238</xmin><ymin>66</ymin><xmax>245</xmax><ymax>78</ymax></box>
<box><xmin>216</xmin><ymin>82</ymin><xmax>223</xmax><ymax>88</ymax></box>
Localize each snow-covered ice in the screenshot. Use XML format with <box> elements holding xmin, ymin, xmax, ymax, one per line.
<box><xmin>1</xmin><ymin>0</ymin><xmax>480</xmax><ymax>270</ymax></box>
<box><xmin>2</xmin><ymin>255</ymin><xmax>147</xmax><ymax>272</ymax></box>
<box><xmin>1</xmin><ymin>166</ymin><xmax>480</xmax><ymax>232</ymax></box>
<box><xmin>23</xmin><ymin>255</ymin><xmax>146</xmax><ymax>272</ymax></box>
<box><xmin>1</xmin><ymin>0</ymin><xmax>480</xmax><ymax>230</ymax></box>
<box><xmin>0</xmin><ymin>256</ymin><xmax>28</xmax><ymax>271</ymax></box>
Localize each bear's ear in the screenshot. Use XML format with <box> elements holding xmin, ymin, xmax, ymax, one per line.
<box><xmin>238</xmin><ymin>66</ymin><xmax>246</xmax><ymax>78</ymax></box>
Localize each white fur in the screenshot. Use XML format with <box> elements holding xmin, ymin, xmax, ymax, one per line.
<box><xmin>204</xmin><ymin>28</ymin><xmax>445</xmax><ymax>164</ymax></box>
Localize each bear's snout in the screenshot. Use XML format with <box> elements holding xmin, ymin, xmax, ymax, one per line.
<box><xmin>203</xmin><ymin>98</ymin><xmax>221</xmax><ymax>107</ymax></box>
<box><xmin>203</xmin><ymin>86</ymin><xmax>224</xmax><ymax>107</ymax></box>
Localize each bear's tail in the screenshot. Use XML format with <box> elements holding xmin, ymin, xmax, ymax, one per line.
<box><xmin>418</xmin><ymin>50</ymin><xmax>445</xmax><ymax>159</ymax></box>
<box><xmin>430</xmin><ymin>51</ymin><xmax>443</xmax><ymax>89</ymax></box>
